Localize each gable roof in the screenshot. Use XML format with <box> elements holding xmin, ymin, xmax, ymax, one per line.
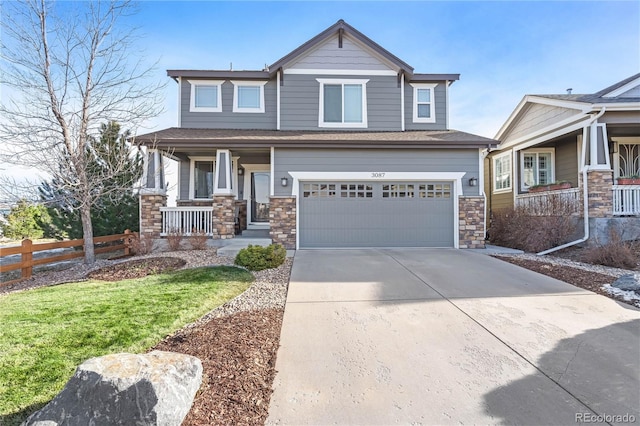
<box><xmin>269</xmin><ymin>19</ymin><xmax>414</xmax><ymax>76</ymax></box>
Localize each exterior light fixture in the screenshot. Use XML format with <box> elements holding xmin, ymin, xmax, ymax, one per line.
<box><xmin>469</xmin><ymin>177</ymin><xmax>478</xmax><ymax>187</ymax></box>
<box><xmin>238</xmin><ymin>168</ymin><xmax>244</xmax><ymax>176</ymax></box>
<box><xmin>281</xmin><ymin>177</ymin><xmax>289</xmax><ymax>187</ymax></box>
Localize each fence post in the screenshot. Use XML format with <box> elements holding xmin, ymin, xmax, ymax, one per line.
<box><xmin>124</xmin><ymin>229</ymin><xmax>131</xmax><ymax>256</ymax></box>
<box><xmin>21</xmin><ymin>239</ymin><xmax>33</xmax><ymax>279</ymax></box>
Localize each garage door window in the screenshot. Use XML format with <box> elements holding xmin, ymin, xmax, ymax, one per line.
<box><xmin>382</xmin><ymin>184</ymin><xmax>415</xmax><ymax>198</ymax></box>
<box><xmin>340</xmin><ymin>183</ymin><xmax>373</xmax><ymax>198</ymax></box>
<box><xmin>419</xmin><ymin>183</ymin><xmax>451</xmax><ymax>198</ymax></box>
<box><xmin>303</xmin><ymin>183</ymin><xmax>337</xmax><ymax>198</ymax></box>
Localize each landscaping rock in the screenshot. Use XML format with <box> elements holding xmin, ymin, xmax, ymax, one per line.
<box><xmin>612</xmin><ymin>273</ymin><xmax>640</xmax><ymax>292</ymax></box>
<box><xmin>22</xmin><ymin>351</ymin><xmax>202</xmax><ymax>426</ymax></box>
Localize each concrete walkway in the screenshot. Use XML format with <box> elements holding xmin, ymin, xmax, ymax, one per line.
<box><xmin>267</xmin><ymin>249</ymin><xmax>640</xmax><ymax>425</ymax></box>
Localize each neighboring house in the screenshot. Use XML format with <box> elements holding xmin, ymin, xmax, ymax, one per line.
<box><xmin>136</xmin><ymin>20</ymin><xmax>497</xmax><ymax>249</ymax></box>
<box><xmin>485</xmin><ymin>73</ymin><xmax>640</xmax><ymax>242</ymax></box>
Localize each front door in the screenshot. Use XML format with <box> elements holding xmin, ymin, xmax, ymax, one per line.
<box><xmin>251</xmin><ymin>172</ymin><xmax>270</xmax><ymax>222</ymax></box>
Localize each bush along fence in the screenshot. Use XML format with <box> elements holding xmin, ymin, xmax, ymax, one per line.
<box><xmin>0</xmin><ymin>230</ymin><xmax>135</xmax><ymax>286</ymax></box>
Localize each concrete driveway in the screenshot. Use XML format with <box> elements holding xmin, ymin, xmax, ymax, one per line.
<box><xmin>267</xmin><ymin>249</ymin><xmax>640</xmax><ymax>425</ymax></box>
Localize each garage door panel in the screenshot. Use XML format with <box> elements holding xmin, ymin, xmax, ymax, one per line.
<box><xmin>300</xmin><ymin>181</ymin><xmax>455</xmax><ymax>248</ymax></box>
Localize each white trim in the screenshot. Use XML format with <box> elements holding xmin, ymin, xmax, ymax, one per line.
<box><xmin>445</xmin><ymin>80</ymin><xmax>450</xmax><ymax>129</ymax></box>
<box><xmin>231</xmin><ymin>80</ymin><xmax>267</xmax><ymax>113</ymax></box>
<box><xmin>500</xmin><ymin>115</ymin><xmax>591</xmax><ymax>151</ymax></box>
<box><xmin>242</xmin><ymin>164</ymin><xmax>271</xmax><ymax>224</ymax></box>
<box><xmin>214</xmin><ymin>149</ymin><xmax>233</xmax><ymax>195</ymax></box>
<box><xmin>188</xmin><ymin>79</ymin><xmax>223</xmax><ymax>113</ymax></box>
<box><xmin>285</xmin><ymin>68</ymin><xmax>396</xmax><ymax>76</ymax></box>
<box><xmin>177</xmin><ymin>77</ymin><xmax>182</xmax><ymax>126</ymax></box>
<box><xmin>188</xmin><ymin>156</ymin><xmax>216</xmax><ymax>200</ymax></box>
<box><xmin>232</xmin><ymin>156</ymin><xmax>240</xmax><ymax>198</ymax></box>
<box><xmin>400</xmin><ymin>73</ymin><xmax>405</xmax><ymax>131</ymax></box>
<box><xmin>492</xmin><ymin>151</ymin><xmax>512</xmax><ymax>193</ymax></box>
<box><xmin>410</xmin><ymin>83</ymin><xmax>436</xmax><ymax>123</ymax></box>
<box><xmin>276</xmin><ymin>71</ymin><xmax>281</xmax><ymax>130</ymax></box>
<box><xmin>154</xmin><ymin>150</ymin><xmax>162</xmax><ymax>190</ymax></box>
<box><xmin>602</xmin><ymin>76</ymin><xmax>640</xmax><ymax>98</ymax></box>
<box><xmin>519</xmin><ymin>148</ymin><xmax>556</xmax><ymax>192</ymax></box>
<box><xmin>270</xmin><ymin>147</ymin><xmax>275</xmax><ymax>196</ymax></box>
<box><xmin>478</xmin><ymin>149</ymin><xmax>484</xmax><ymax>196</ymax></box>
<box><xmin>316</xmin><ymin>78</ymin><xmax>369</xmax><ymax>128</ymax></box>
<box><xmin>289</xmin><ymin>171</ymin><xmax>465</xmax><ymax>250</ymax></box>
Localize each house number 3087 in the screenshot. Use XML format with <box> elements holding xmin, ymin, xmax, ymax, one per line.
<box><xmin>371</xmin><ymin>172</ymin><xmax>386</xmax><ymax>178</ymax></box>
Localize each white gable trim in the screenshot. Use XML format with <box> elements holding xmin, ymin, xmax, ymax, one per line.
<box><xmin>285</xmin><ymin>68</ymin><xmax>397</xmax><ymax>76</ymax></box>
<box><xmin>602</xmin><ymin>76</ymin><xmax>640</xmax><ymax>98</ymax></box>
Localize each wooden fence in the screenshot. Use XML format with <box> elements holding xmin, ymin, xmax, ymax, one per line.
<box><xmin>0</xmin><ymin>230</ymin><xmax>134</xmax><ymax>286</ymax></box>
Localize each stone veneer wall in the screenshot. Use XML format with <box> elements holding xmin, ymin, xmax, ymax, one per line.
<box><xmin>140</xmin><ymin>194</ymin><xmax>167</xmax><ymax>235</ymax></box>
<box><xmin>235</xmin><ymin>200</ymin><xmax>248</xmax><ymax>231</ymax></box>
<box><xmin>459</xmin><ymin>196</ymin><xmax>485</xmax><ymax>249</ymax></box>
<box><xmin>212</xmin><ymin>195</ymin><xmax>236</xmax><ymax>239</ymax></box>
<box><xmin>586</xmin><ymin>170</ymin><xmax>613</xmax><ymax>218</ymax></box>
<box><xmin>269</xmin><ymin>196</ymin><xmax>296</xmax><ymax>249</ymax></box>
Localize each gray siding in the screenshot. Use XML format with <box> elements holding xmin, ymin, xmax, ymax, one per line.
<box><xmin>290</xmin><ymin>34</ymin><xmax>391</xmax><ymax>71</ymax></box>
<box><xmin>600</xmin><ymin>111</ymin><xmax>640</xmax><ymax>124</ymax></box>
<box><xmin>280</xmin><ymin>74</ymin><xmax>402</xmax><ymax>131</ymax></box>
<box><xmin>178</xmin><ymin>159</ymin><xmax>190</xmax><ymax>200</ymax></box>
<box><xmin>273</xmin><ymin>148</ymin><xmax>480</xmax><ymax>196</ymax></box>
<box><xmin>404</xmin><ymin>82</ymin><xmax>447</xmax><ymax>131</ymax></box>
<box><xmin>553</xmin><ymin>137</ymin><xmax>579</xmax><ymax>187</ymax></box>
<box><xmin>180</xmin><ymin>79</ymin><xmax>277</xmax><ymax>129</ymax></box>
<box><xmin>504</xmin><ymin>103</ymin><xmax>580</xmax><ymax>144</ymax></box>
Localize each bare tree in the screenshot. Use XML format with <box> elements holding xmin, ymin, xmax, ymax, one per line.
<box><xmin>0</xmin><ymin>0</ymin><xmax>163</xmax><ymax>263</ymax></box>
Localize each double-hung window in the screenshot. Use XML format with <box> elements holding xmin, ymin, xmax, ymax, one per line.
<box><xmin>521</xmin><ymin>149</ymin><xmax>555</xmax><ymax>191</ymax></box>
<box><xmin>411</xmin><ymin>83</ymin><xmax>436</xmax><ymax>123</ymax></box>
<box><xmin>232</xmin><ymin>81</ymin><xmax>266</xmax><ymax>113</ymax></box>
<box><xmin>493</xmin><ymin>152</ymin><xmax>512</xmax><ymax>192</ymax></box>
<box><xmin>189</xmin><ymin>80</ymin><xmax>222</xmax><ymax>112</ymax></box>
<box><xmin>317</xmin><ymin>78</ymin><xmax>369</xmax><ymax>128</ymax></box>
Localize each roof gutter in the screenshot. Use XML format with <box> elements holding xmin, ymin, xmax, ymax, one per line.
<box><xmin>537</xmin><ymin>106</ymin><xmax>607</xmax><ymax>256</ymax></box>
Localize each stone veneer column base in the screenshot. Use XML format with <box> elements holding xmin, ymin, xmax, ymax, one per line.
<box><xmin>459</xmin><ymin>196</ymin><xmax>485</xmax><ymax>249</ymax></box>
<box><xmin>586</xmin><ymin>170</ymin><xmax>613</xmax><ymax>218</ymax></box>
<box><xmin>212</xmin><ymin>195</ymin><xmax>236</xmax><ymax>239</ymax></box>
<box><xmin>269</xmin><ymin>196</ymin><xmax>296</xmax><ymax>249</ymax></box>
<box><xmin>140</xmin><ymin>193</ymin><xmax>167</xmax><ymax>236</ymax></box>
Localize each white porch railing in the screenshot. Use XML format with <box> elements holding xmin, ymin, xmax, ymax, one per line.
<box><xmin>160</xmin><ymin>207</ymin><xmax>213</xmax><ymax>236</ymax></box>
<box><xmin>613</xmin><ymin>185</ymin><xmax>640</xmax><ymax>216</ymax></box>
<box><xmin>515</xmin><ymin>188</ymin><xmax>582</xmax><ymax>216</ymax></box>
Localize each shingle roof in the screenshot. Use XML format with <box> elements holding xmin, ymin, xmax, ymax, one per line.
<box><xmin>135</xmin><ymin>128</ymin><xmax>497</xmax><ymax>149</ymax></box>
<box><xmin>533</xmin><ymin>73</ymin><xmax>640</xmax><ymax>104</ymax></box>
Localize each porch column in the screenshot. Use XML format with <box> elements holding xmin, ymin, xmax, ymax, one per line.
<box><xmin>212</xmin><ymin>149</ymin><xmax>236</xmax><ymax>239</ymax></box>
<box><xmin>140</xmin><ymin>149</ymin><xmax>167</xmax><ymax>236</ymax></box>
<box><xmin>580</xmin><ymin>125</ymin><xmax>613</xmax><ymax>218</ymax></box>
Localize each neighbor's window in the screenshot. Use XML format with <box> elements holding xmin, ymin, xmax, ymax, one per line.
<box><xmin>521</xmin><ymin>149</ymin><xmax>554</xmax><ymax>191</ymax></box>
<box><xmin>191</xmin><ymin>158</ymin><xmax>215</xmax><ymax>199</ymax></box>
<box><xmin>317</xmin><ymin>78</ymin><xmax>369</xmax><ymax>128</ymax></box>
<box><xmin>411</xmin><ymin>83</ymin><xmax>436</xmax><ymax>123</ymax></box>
<box><xmin>493</xmin><ymin>152</ymin><xmax>512</xmax><ymax>192</ymax></box>
<box><xmin>232</xmin><ymin>81</ymin><xmax>267</xmax><ymax>113</ymax></box>
<box><xmin>188</xmin><ymin>80</ymin><xmax>223</xmax><ymax>112</ymax></box>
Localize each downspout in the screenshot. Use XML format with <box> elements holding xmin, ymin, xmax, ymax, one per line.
<box><xmin>537</xmin><ymin>107</ymin><xmax>606</xmax><ymax>255</ymax></box>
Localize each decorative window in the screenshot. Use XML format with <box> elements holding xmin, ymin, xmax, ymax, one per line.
<box><xmin>317</xmin><ymin>78</ymin><xmax>369</xmax><ymax>128</ymax></box>
<box><xmin>418</xmin><ymin>183</ymin><xmax>451</xmax><ymax>198</ymax></box>
<box><xmin>188</xmin><ymin>80</ymin><xmax>222</xmax><ymax>112</ymax></box>
<box><xmin>231</xmin><ymin>80</ymin><xmax>267</xmax><ymax>113</ymax></box>
<box><xmin>302</xmin><ymin>183</ymin><xmax>337</xmax><ymax>198</ymax></box>
<box><xmin>189</xmin><ymin>157</ymin><xmax>216</xmax><ymax>199</ymax></box>
<box><xmin>493</xmin><ymin>152</ymin><xmax>512</xmax><ymax>192</ymax></box>
<box><xmin>340</xmin><ymin>183</ymin><xmax>373</xmax><ymax>198</ymax></box>
<box><xmin>382</xmin><ymin>184</ymin><xmax>415</xmax><ymax>198</ymax></box>
<box><xmin>520</xmin><ymin>149</ymin><xmax>555</xmax><ymax>191</ymax></box>
<box><xmin>613</xmin><ymin>138</ymin><xmax>640</xmax><ymax>178</ymax></box>
<box><xmin>410</xmin><ymin>83</ymin><xmax>436</xmax><ymax>123</ymax></box>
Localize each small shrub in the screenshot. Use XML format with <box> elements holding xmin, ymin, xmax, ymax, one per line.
<box><xmin>129</xmin><ymin>232</ymin><xmax>156</xmax><ymax>255</ymax></box>
<box><xmin>1</xmin><ymin>199</ymin><xmax>51</xmax><ymax>240</ymax></box>
<box><xmin>234</xmin><ymin>243</ymin><xmax>286</xmax><ymax>271</ymax></box>
<box><xmin>166</xmin><ymin>228</ymin><xmax>184</xmax><ymax>251</ymax></box>
<box><xmin>583</xmin><ymin>229</ymin><xmax>637</xmax><ymax>269</ymax></box>
<box><xmin>189</xmin><ymin>230</ymin><xmax>209</xmax><ymax>250</ymax></box>
<box><xmin>488</xmin><ymin>206</ymin><xmax>577</xmax><ymax>253</ymax></box>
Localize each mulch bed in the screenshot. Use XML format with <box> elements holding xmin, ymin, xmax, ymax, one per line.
<box><xmin>86</xmin><ymin>257</ymin><xmax>186</xmax><ymax>281</ymax></box>
<box><xmin>153</xmin><ymin>308</ymin><xmax>284</xmax><ymax>426</ymax></box>
<box><xmin>493</xmin><ymin>256</ymin><xmax>636</xmax><ymax>306</ymax></box>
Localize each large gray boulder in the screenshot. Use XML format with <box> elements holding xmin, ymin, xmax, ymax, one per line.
<box><xmin>23</xmin><ymin>351</ymin><xmax>202</xmax><ymax>426</ymax></box>
<box><xmin>612</xmin><ymin>273</ymin><xmax>640</xmax><ymax>292</ymax></box>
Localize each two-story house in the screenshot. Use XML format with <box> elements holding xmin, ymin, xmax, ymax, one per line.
<box><xmin>136</xmin><ymin>20</ymin><xmax>497</xmax><ymax>250</ymax></box>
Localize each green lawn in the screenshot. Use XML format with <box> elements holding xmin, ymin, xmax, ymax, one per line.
<box><xmin>0</xmin><ymin>266</ymin><xmax>254</xmax><ymax>425</ymax></box>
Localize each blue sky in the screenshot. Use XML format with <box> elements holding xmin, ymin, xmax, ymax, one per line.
<box><xmin>2</xmin><ymin>0</ymin><xmax>639</xmax><ymax>184</ymax></box>
<box><xmin>131</xmin><ymin>0</ymin><xmax>639</xmax><ymax>137</ymax></box>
